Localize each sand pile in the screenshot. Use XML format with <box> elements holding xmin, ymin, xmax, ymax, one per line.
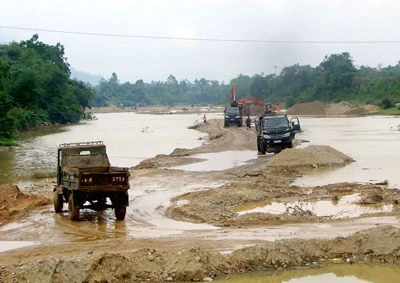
<box><xmin>287</xmin><ymin>101</ymin><xmax>325</xmax><ymax>116</ymax></box>
<box><xmin>267</xmin><ymin>145</ymin><xmax>354</xmax><ymax>168</ymax></box>
<box><xmin>288</xmin><ymin>101</ymin><xmax>380</xmax><ymax>116</ymax></box>
<box><xmin>0</xmin><ymin>184</ymin><xmax>50</xmax><ymax>225</ymax></box>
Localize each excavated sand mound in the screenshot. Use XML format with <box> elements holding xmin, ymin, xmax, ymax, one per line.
<box><xmin>287</xmin><ymin>101</ymin><xmax>380</xmax><ymax>116</ymax></box>
<box><xmin>287</xmin><ymin>101</ymin><xmax>326</xmax><ymax>115</ymax></box>
<box><xmin>267</xmin><ymin>145</ymin><xmax>354</xmax><ymax>168</ymax></box>
<box><xmin>0</xmin><ymin>184</ymin><xmax>50</xmax><ymax>225</ymax></box>
<box><xmin>325</xmin><ymin>102</ymin><xmax>353</xmax><ymax>115</ymax></box>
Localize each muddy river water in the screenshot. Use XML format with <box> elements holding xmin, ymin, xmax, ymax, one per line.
<box><xmin>293</xmin><ymin>116</ymin><xmax>400</xmax><ymax>188</ymax></box>
<box><xmin>1</xmin><ymin>113</ymin><xmax>400</xmax><ymax>281</ymax></box>
<box><xmin>0</xmin><ymin>112</ymin><xmax>210</xmax><ymax>184</ymax></box>
<box><xmin>1</xmin><ymin>114</ymin><xmax>399</xmax><ymax>187</ymax></box>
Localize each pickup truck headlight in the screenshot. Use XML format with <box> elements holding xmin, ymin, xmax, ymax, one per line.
<box><xmin>263</xmin><ymin>135</ymin><xmax>271</xmax><ymax>139</ymax></box>
<box><xmin>235</xmin><ymin>116</ymin><xmax>241</xmax><ymax>119</ymax></box>
<box><xmin>225</xmin><ymin>116</ymin><xmax>229</xmax><ymax>118</ymax></box>
<box><xmin>283</xmin><ymin>132</ymin><xmax>291</xmax><ymax>137</ymax></box>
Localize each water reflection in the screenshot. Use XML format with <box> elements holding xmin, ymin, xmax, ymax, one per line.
<box><xmin>220</xmin><ymin>263</ymin><xmax>399</xmax><ymax>283</ymax></box>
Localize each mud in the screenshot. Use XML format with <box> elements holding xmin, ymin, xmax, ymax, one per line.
<box><xmin>0</xmin><ymin>184</ymin><xmax>50</xmax><ymax>226</ymax></box>
<box><xmin>1</xmin><ymin>105</ymin><xmax>400</xmax><ymax>282</ymax></box>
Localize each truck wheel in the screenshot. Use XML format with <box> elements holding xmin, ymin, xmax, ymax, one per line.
<box><xmin>260</xmin><ymin>141</ymin><xmax>267</xmax><ymax>155</ymax></box>
<box><xmin>288</xmin><ymin>141</ymin><xmax>293</xmax><ymax>148</ymax></box>
<box><xmin>53</xmin><ymin>191</ymin><xmax>63</xmax><ymax>213</ymax></box>
<box><xmin>68</xmin><ymin>195</ymin><xmax>80</xmax><ymax>221</ymax></box>
<box><xmin>257</xmin><ymin>138</ymin><xmax>261</xmax><ymax>152</ymax></box>
<box><xmin>115</xmin><ymin>206</ymin><xmax>126</xmax><ymax>220</ymax></box>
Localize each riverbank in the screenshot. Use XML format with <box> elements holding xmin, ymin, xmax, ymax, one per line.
<box><xmin>0</xmin><ymin>113</ymin><xmax>400</xmax><ymax>282</ymax></box>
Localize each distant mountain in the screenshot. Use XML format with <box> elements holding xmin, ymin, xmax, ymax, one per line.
<box><xmin>70</xmin><ymin>68</ymin><xmax>103</xmax><ymax>86</ymax></box>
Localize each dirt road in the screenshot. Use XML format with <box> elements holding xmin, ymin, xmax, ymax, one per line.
<box><xmin>1</xmin><ymin>117</ymin><xmax>400</xmax><ymax>282</ymax></box>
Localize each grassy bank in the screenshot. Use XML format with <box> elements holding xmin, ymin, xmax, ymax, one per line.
<box><xmin>0</xmin><ymin>139</ymin><xmax>18</xmax><ymax>147</ymax></box>
<box><xmin>368</xmin><ymin>107</ymin><xmax>400</xmax><ymax>116</ymax></box>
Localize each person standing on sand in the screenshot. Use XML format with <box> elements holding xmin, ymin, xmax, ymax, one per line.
<box><xmin>203</xmin><ymin>114</ymin><xmax>207</xmax><ymax>125</ymax></box>
<box><xmin>246</xmin><ymin>116</ymin><xmax>251</xmax><ymax>129</ymax></box>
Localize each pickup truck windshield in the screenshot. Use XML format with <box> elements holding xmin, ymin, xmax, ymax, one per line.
<box><xmin>226</xmin><ymin>107</ymin><xmax>240</xmax><ymax>115</ymax></box>
<box><xmin>263</xmin><ymin>116</ymin><xmax>288</xmax><ymax>129</ymax></box>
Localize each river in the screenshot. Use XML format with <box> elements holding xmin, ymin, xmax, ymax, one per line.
<box><xmin>1</xmin><ymin>113</ymin><xmax>400</xmax><ymax>282</ymax></box>
<box><xmin>293</xmin><ymin>116</ymin><xmax>400</xmax><ymax>188</ymax></box>
<box><xmin>0</xmin><ymin>112</ymin><xmax>210</xmax><ymax>185</ymax></box>
<box><xmin>1</xmin><ymin>114</ymin><xmax>399</xmax><ymax>187</ymax></box>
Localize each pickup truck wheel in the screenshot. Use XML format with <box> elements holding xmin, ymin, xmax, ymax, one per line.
<box><xmin>115</xmin><ymin>206</ymin><xmax>126</xmax><ymax>220</ymax></box>
<box><xmin>68</xmin><ymin>195</ymin><xmax>80</xmax><ymax>221</ymax></box>
<box><xmin>260</xmin><ymin>141</ymin><xmax>267</xmax><ymax>154</ymax></box>
<box><xmin>53</xmin><ymin>191</ymin><xmax>63</xmax><ymax>213</ymax></box>
<box><xmin>257</xmin><ymin>138</ymin><xmax>261</xmax><ymax>152</ymax></box>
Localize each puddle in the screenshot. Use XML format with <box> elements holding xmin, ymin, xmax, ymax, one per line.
<box><xmin>220</xmin><ymin>263</ymin><xmax>400</xmax><ymax>283</ymax></box>
<box><xmin>126</xmin><ymin>180</ymin><xmax>223</xmax><ymax>235</ymax></box>
<box><xmin>236</xmin><ymin>194</ymin><xmax>393</xmax><ymax>219</ymax></box>
<box><xmin>201</xmin><ymin>217</ymin><xmax>400</xmax><ymax>243</ymax></box>
<box><xmin>170</xmin><ymin>150</ymin><xmax>257</xmax><ymax>171</ymax></box>
<box><xmin>0</xmin><ymin>221</ymin><xmax>29</xmax><ymax>232</ymax></box>
<box><xmin>0</xmin><ymin>241</ymin><xmax>36</xmax><ymax>253</ymax></box>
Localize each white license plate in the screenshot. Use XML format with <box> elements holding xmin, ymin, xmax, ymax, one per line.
<box><xmin>273</xmin><ymin>140</ymin><xmax>281</xmax><ymax>143</ymax></box>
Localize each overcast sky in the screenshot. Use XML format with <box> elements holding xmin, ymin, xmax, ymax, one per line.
<box><xmin>1</xmin><ymin>0</ymin><xmax>400</xmax><ymax>83</ymax></box>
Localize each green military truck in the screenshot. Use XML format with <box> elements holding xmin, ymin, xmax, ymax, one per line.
<box><xmin>53</xmin><ymin>141</ymin><xmax>130</xmax><ymax>221</ymax></box>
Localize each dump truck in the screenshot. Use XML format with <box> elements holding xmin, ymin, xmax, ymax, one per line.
<box><xmin>53</xmin><ymin>141</ymin><xmax>130</xmax><ymax>221</ymax></box>
<box><xmin>224</xmin><ymin>83</ymin><xmax>243</xmax><ymax>127</ymax></box>
<box><xmin>224</xmin><ymin>102</ymin><xmax>243</xmax><ymax>127</ymax></box>
<box><xmin>255</xmin><ymin>114</ymin><xmax>298</xmax><ymax>154</ymax></box>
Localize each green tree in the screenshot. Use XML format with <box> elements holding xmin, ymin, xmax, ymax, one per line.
<box><xmin>230</xmin><ymin>74</ymin><xmax>252</xmax><ymax>100</ymax></box>
<box><xmin>20</xmin><ymin>34</ymin><xmax>70</xmax><ymax>74</ymax></box>
<box><xmin>250</xmin><ymin>74</ymin><xmax>268</xmax><ymax>98</ymax></box>
<box><xmin>134</xmin><ymin>79</ymin><xmax>146</xmax><ymax>105</ymax></box>
<box><xmin>319</xmin><ymin>52</ymin><xmax>357</xmax><ymax>94</ymax></box>
<box><xmin>0</xmin><ymin>35</ymin><xmax>94</xmax><ymax>137</ymax></box>
<box><xmin>0</xmin><ymin>58</ymin><xmax>14</xmax><ymax>139</ymax></box>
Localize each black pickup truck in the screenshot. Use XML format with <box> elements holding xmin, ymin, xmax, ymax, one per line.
<box><xmin>224</xmin><ymin>102</ymin><xmax>243</xmax><ymax>127</ymax></box>
<box><xmin>53</xmin><ymin>141</ymin><xmax>130</xmax><ymax>221</ymax></box>
<box><xmin>255</xmin><ymin>114</ymin><xmax>298</xmax><ymax>154</ymax></box>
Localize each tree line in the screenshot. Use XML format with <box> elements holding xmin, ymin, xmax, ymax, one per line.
<box><xmin>0</xmin><ymin>35</ymin><xmax>94</xmax><ymax>143</ymax></box>
<box><xmin>94</xmin><ymin>52</ymin><xmax>400</xmax><ymax>110</ymax></box>
<box><xmin>1</xmin><ymin>35</ymin><xmax>399</xmax><ymax>143</ymax></box>
<box><xmin>92</xmin><ymin>73</ymin><xmax>229</xmax><ymax>107</ymax></box>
